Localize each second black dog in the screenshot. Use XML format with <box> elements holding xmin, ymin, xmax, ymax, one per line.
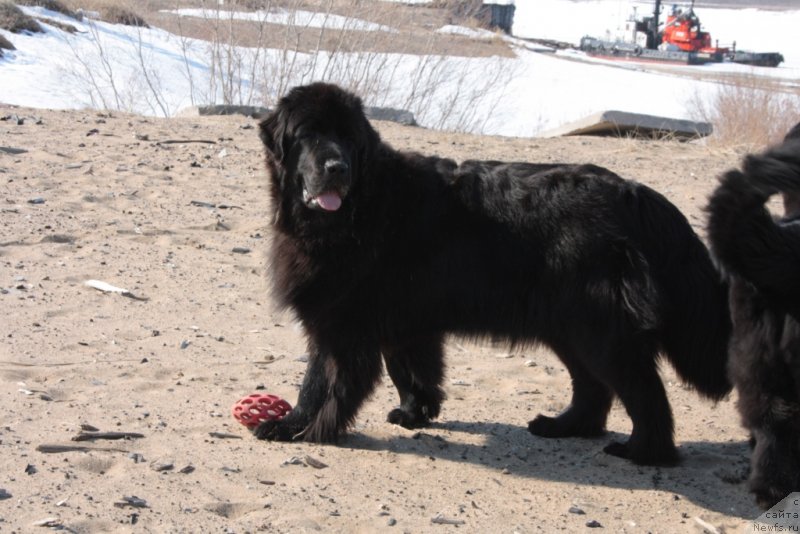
<box><xmin>707</xmin><ymin>127</ymin><xmax>800</xmax><ymax>507</ymax></box>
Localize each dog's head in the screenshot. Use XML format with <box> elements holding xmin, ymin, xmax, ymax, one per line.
<box><xmin>259</xmin><ymin>83</ymin><xmax>380</xmax><ymax>219</ymax></box>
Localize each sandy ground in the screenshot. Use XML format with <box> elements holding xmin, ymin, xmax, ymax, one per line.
<box><xmin>0</xmin><ymin>105</ymin><xmax>771</xmax><ymax>533</ymax></box>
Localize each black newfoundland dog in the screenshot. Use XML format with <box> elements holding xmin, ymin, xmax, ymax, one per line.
<box><xmin>256</xmin><ymin>82</ymin><xmax>731</xmax><ymax>466</ymax></box>
<box><xmin>707</xmin><ymin>125</ymin><xmax>800</xmax><ymax>508</ymax></box>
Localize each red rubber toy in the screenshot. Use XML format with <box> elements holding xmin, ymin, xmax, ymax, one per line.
<box><xmin>232</xmin><ymin>393</ymin><xmax>292</xmax><ymax>429</ymax></box>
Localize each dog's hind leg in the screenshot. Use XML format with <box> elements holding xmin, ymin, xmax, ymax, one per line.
<box><xmin>382</xmin><ymin>335</ymin><xmax>447</xmax><ymax>429</ymax></box>
<box><xmin>601</xmin><ymin>353</ymin><xmax>679</xmax><ymax>466</ymax></box>
<box><xmin>528</xmin><ymin>353</ymin><xmax>613</xmax><ymax>438</ymax></box>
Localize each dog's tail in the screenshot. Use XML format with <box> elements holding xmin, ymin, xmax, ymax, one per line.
<box><xmin>632</xmin><ymin>186</ymin><xmax>732</xmax><ymax>400</ymax></box>
<box><xmin>707</xmin><ymin>137</ymin><xmax>800</xmax><ymax>313</ymax></box>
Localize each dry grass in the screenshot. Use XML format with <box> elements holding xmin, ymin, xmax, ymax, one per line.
<box><xmin>4</xmin><ymin>0</ymin><xmax>78</xmax><ymax>34</ymax></box>
<box><xmin>36</xmin><ymin>15</ymin><xmax>77</xmax><ymax>32</ymax></box>
<box><xmin>98</xmin><ymin>5</ymin><xmax>148</xmax><ymax>27</ymax></box>
<box><xmin>0</xmin><ymin>32</ymin><xmax>14</xmax><ymax>49</ymax></box>
<box><xmin>153</xmin><ymin>17</ymin><xmax>509</xmax><ymax>58</ymax></box>
<box><xmin>150</xmin><ymin>0</ymin><xmax>511</xmax><ymax>58</ymax></box>
<box><xmin>63</xmin><ymin>0</ymin><xmax>150</xmax><ymax>27</ymax></box>
<box><xmin>441</xmin><ymin>0</ymin><xmax>484</xmax><ymax>23</ymax></box>
<box><xmin>17</xmin><ymin>0</ymin><xmax>77</xmax><ymax>18</ymax></box>
<box><xmin>689</xmin><ymin>73</ymin><xmax>800</xmax><ymax>149</ymax></box>
<box><xmin>0</xmin><ymin>1</ymin><xmax>43</xmax><ymax>33</ymax></box>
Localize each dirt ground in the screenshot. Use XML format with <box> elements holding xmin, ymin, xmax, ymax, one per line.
<box><xmin>0</xmin><ymin>105</ymin><xmax>773</xmax><ymax>533</ymax></box>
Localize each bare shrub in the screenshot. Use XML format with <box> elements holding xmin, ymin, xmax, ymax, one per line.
<box><xmin>59</xmin><ymin>0</ymin><xmax>517</xmax><ymax>132</ymax></box>
<box><xmin>0</xmin><ymin>2</ymin><xmax>43</xmax><ymax>33</ymax></box>
<box><xmin>62</xmin><ymin>17</ymin><xmax>124</xmax><ymax>111</ymax></box>
<box><xmin>689</xmin><ymin>73</ymin><xmax>800</xmax><ymax>149</ymax></box>
<box><xmin>166</xmin><ymin>0</ymin><xmax>517</xmax><ymax>134</ymax></box>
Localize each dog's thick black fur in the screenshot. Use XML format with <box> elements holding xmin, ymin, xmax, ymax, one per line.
<box><xmin>257</xmin><ymin>82</ymin><xmax>731</xmax><ymax>466</ymax></box>
<box><xmin>707</xmin><ymin>127</ymin><xmax>800</xmax><ymax>508</ymax></box>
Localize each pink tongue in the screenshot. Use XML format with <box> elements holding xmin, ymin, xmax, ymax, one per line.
<box><xmin>315</xmin><ymin>192</ymin><xmax>342</xmax><ymax>212</ymax></box>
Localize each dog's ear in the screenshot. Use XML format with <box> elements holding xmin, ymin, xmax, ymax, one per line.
<box><xmin>358</xmin><ymin>121</ymin><xmax>380</xmax><ymax>161</ymax></box>
<box><xmin>353</xmin><ymin>97</ymin><xmax>381</xmax><ymax>165</ymax></box>
<box><xmin>259</xmin><ymin>109</ymin><xmax>287</xmax><ymax>162</ymax></box>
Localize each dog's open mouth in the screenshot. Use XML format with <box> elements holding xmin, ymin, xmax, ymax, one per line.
<box><xmin>303</xmin><ymin>189</ymin><xmax>343</xmax><ymax>212</ymax></box>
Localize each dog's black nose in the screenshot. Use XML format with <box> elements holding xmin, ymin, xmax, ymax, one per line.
<box><xmin>324</xmin><ymin>159</ymin><xmax>349</xmax><ymax>176</ymax></box>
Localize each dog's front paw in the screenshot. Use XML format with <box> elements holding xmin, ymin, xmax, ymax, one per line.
<box><xmin>527</xmin><ymin>414</ymin><xmax>563</xmax><ymax>437</ymax></box>
<box><xmin>253</xmin><ymin>418</ymin><xmax>306</xmax><ymax>441</ymax></box>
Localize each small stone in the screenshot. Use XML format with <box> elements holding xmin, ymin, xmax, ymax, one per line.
<box><xmin>387</xmin><ymin>518</ymin><xmax>397</xmax><ymax>526</ymax></box>
<box><xmin>32</xmin><ymin>517</ymin><xmax>62</xmax><ymax>527</ymax></box>
<box><xmin>114</xmin><ymin>496</ymin><xmax>148</xmax><ymax>509</ymax></box>
<box><xmin>586</xmin><ymin>520</ymin><xmax>603</xmax><ymax>528</ymax></box>
<box><xmin>150</xmin><ymin>460</ymin><xmax>174</xmax><ymax>472</ymax></box>
<box><xmin>232</xmin><ymin>247</ymin><xmax>251</xmax><ymax>254</ymax></box>
<box><xmin>304</xmin><ymin>455</ymin><xmax>328</xmax><ymax>469</ymax></box>
<box><xmin>568</xmin><ymin>506</ymin><xmax>586</xmax><ymax>515</ymax></box>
